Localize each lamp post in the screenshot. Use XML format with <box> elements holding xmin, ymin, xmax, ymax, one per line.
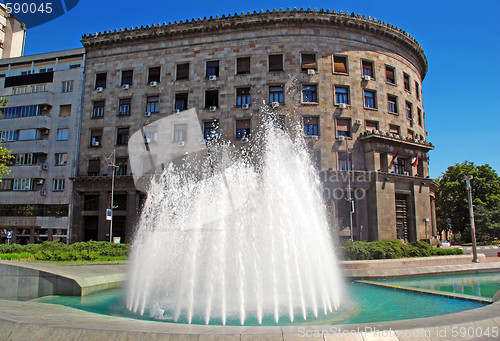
<box><xmin>446</xmin><ymin>217</ymin><xmax>452</xmax><ymax>241</ymax></box>
<box><xmin>464</xmin><ymin>175</ymin><xmax>479</xmax><ymax>263</ymax></box>
<box><xmin>105</xmin><ymin>150</ymin><xmax>118</xmax><ymax>243</ymax></box>
<box><xmin>345</xmin><ymin>138</ymin><xmax>354</xmax><ymax>241</ymax></box>
<box><xmin>423</xmin><ymin>218</ymin><xmax>430</xmax><ymax>243</ymax></box>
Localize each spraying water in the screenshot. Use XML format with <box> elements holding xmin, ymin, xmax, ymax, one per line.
<box><xmin>126</xmin><ymin>113</ymin><xmax>343</xmax><ymax>325</ymax></box>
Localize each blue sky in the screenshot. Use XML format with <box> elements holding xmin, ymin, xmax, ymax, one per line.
<box><xmin>19</xmin><ymin>0</ymin><xmax>500</xmax><ymax>179</ymax></box>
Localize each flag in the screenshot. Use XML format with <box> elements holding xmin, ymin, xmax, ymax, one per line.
<box><xmin>391</xmin><ymin>147</ymin><xmax>402</xmax><ymax>165</ymax></box>
<box><xmin>411</xmin><ymin>152</ymin><xmax>419</xmax><ymax>167</ymax></box>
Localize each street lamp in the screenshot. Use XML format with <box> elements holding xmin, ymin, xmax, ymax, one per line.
<box><xmin>105</xmin><ymin>150</ymin><xmax>118</xmax><ymax>243</ymax></box>
<box><xmin>464</xmin><ymin>175</ymin><xmax>479</xmax><ymax>263</ymax></box>
<box><xmin>344</xmin><ymin>138</ymin><xmax>354</xmax><ymax>241</ymax></box>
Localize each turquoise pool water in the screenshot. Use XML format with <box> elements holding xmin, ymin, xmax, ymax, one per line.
<box><xmin>36</xmin><ymin>281</ymin><xmax>485</xmax><ymax>326</ymax></box>
<box><xmin>379</xmin><ymin>272</ymin><xmax>500</xmax><ymax>299</ymax></box>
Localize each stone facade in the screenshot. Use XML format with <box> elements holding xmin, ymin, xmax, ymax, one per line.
<box><xmin>73</xmin><ymin>9</ymin><xmax>436</xmax><ymax>243</ymax></box>
<box><xmin>0</xmin><ymin>48</ymin><xmax>85</xmax><ymax>244</ymax></box>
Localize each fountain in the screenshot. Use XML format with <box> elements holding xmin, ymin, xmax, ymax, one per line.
<box><xmin>125</xmin><ymin>109</ymin><xmax>344</xmax><ymax>325</ymax></box>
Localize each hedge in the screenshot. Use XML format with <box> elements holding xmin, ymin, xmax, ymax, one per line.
<box><xmin>341</xmin><ymin>240</ymin><xmax>463</xmax><ymax>261</ymax></box>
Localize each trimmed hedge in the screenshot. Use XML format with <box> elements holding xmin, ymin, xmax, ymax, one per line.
<box><xmin>0</xmin><ymin>241</ymin><xmax>129</xmax><ymax>262</ymax></box>
<box><xmin>341</xmin><ymin>239</ymin><xmax>463</xmax><ymax>261</ymax></box>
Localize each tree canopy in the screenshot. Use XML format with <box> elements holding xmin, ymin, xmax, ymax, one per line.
<box><xmin>0</xmin><ymin>97</ymin><xmax>13</xmax><ymax>181</ymax></box>
<box><xmin>436</xmin><ymin>161</ymin><xmax>500</xmax><ymax>242</ymax></box>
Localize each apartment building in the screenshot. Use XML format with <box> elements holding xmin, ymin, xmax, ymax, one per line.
<box><xmin>0</xmin><ymin>4</ymin><xmax>25</xmax><ymax>59</ymax></box>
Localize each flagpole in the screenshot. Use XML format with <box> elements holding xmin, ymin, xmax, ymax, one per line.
<box><xmin>106</xmin><ymin>150</ymin><xmax>118</xmax><ymax>243</ymax></box>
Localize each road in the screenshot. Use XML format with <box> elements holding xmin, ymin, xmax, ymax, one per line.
<box><xmin>460</xmin><ymin>245</ymin><xmax>500</xmax><ymax>258</ymax></box>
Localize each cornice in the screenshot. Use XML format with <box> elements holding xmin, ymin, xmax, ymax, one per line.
<box><xmin>81</xmin><ymin>8</ymin><xmax>428</xmax><ymax>79</ymax></box>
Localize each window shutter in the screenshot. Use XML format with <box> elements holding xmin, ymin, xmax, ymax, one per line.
<box><xmin>236</xmin><ymin>119</ymin><xmax>251</xmax><ymax>129</ymax></box>
<box><xmin>302</xmin><ymin>54</ymin><xmax>317</xmax><ymax>69</ymax></box>
<box><xmin>336</xmin><ymin>118</ymin><xmax>350</xmax><ymax>131</ymax></box>
<box><xmin>303</xmin><ymin>116</ymin><xmax>319</xmax><ymax>125</ymax></box>
<box><xmin>88</xmin><ymin>160</ymin><xmax>100</xmax><ymax>173</ymax></box>
<box><xmin>269</xmin><ymin>55</ymin><xmax>283</xmax><ymax>71</ymax></box>
<box><xmin>386</xmin><ymin>68</ymin><xmax>394</xmax><ymax>80</ymax></box>
<box><xmin>237</xmin><ymin>57</ymin><xmax>250</xmax><ymax>74</ymax></box>
<box><xmin>366</xmin><ymin>121</ymin><xmax>378</xmax><ymax>131</ymax></box>
<box><xmin>333</xmin><ymin>56</ymin><xmax>347</xmax><ymax>73</ymax></box>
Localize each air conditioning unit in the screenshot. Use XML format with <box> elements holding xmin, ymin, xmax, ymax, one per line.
<box><xmin>209</xmin><ymin>106</ymin><xmax>217</xmax><ymax>112</ymax></box>
<box><xmin>241</xmin><ymin>137</ymin><xmax>249</xmax><ymax>143</ymax></box>
<box><xmin>307</xmin><ymin>69</ymin><xmax>316</xmax><ymax>75</ymax></box>
<box><xmin>96</xmin><ymin>87</ymin><xmax>104</xmax><ymax>92</ymax></box>
<box><xmin>355</xmin><ymin>119</ymin><xmax>363</xmax><ymax>125</ymax></box>
<box><xmin>39</xmin><ymin>190</ymin><xmax>47</xmax><ymax>196</ymax></box>
<box><xmin>149</xmin><ymin>81</ymin><xmax>158</xmax><ymax>87</ymax></box>
<box><xmin>338</xmin><ymin>136</ymin><xmax>346</xmax><ymax>141</ymax></box>
<box><xmin>174</xmin><ymin>109</ymin><xmax>181</xmax><ymax>113</ymax></box>
<box><xmin>92</xmin><ymin>141</ymin><xmax>100</xmax><ymax>147</ymax></box>
<box><xmin>122</xmin><ymin>84</ymin><xmax>130</xmax><ymax>89</ymax></box>
<box><xmin>144</xmin><ymin>138</ymin><xmax>151</xmax><ymax>144</ymax></box>
<box><xmin>339</xmin><ymin>103</ymin><xmax>348</xmax><ymax>109</ymax></box>
<box><xmin>242</xmin><ymin>104</ymin><xmax>250</xmax><ymax>109</ymax></box>
<box><xmin>209</xmin><ymin>75</ymin><xmax>217</xmax><ymax>81</ymax></box>
<box><xmin>37</xmin><ymin>179</ymin><xmax>44</xmax><ymax>185</ymax></box>
<box><xmin>41</xmin><ymin>164</ymin><xmax>49</xmax><ymax>170</ymax></box>
<box><xmin>363</xmin><ymin>75</ymin><xmax>371</xmax><ymax>81</ymax></box>
<box><xmin>144</xmin><ymin>111</ymin><xmax>151</xmax><ymax>117</ymax></box>
<box><xmin>271</xmin><ymin>102</ymin><xmax>279</xmax><ymax>108</ymax></box>
<box><xmin>42</xmin><ymin>129</ymin><xmax>50</xmax><ymax>135</ymax></box>
<box><xmin>178</xmin><ymin>141</ymin><xmax>185</xmax><ymax>147</ymax></box>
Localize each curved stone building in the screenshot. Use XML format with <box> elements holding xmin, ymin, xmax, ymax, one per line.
<box><xmin>72</xmin><ymin>8</ymin><xmax>436</xmax><ymax>243</ymax></box>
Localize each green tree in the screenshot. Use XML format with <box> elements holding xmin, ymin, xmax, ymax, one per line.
<box><xmin>0</xmin><ymin>97</ymin><xmax>13</xmax><ymax>181</ymax></box>
<box><xmin>436</xmin><ymin>161</ymin><xmax>500</xmax><ymax>242</ymax></box>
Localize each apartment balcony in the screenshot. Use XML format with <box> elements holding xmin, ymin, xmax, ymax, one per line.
<box><xmin>0</xmin><ymin>115</ymin><xmax>50</xmax><ymax>131</ymax></box>
<box><xmin>5</xmin><ymin>91</ymin><xmax>54</xmax><ymax>108</ymax></box>
<box><xmin>359</xmin><ymin>129</ymin><xmax>434</xmax><ymax>151</ymax></box>
<box><xmin>2</xmin><ymin>139</ymin><xmax>49</xmax><ymax>154</ymax></box>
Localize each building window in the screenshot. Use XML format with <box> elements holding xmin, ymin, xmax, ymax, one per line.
<box><xmin>84</xmin><ymin>194</ymin><xmax>99</xmax><ymax>210</ymax></box>
<box><xmin>338</xmin><ymin>152</ymin><xmax>351</xmax><ymax>171</ymax></box>
<box><xmin>15</xmin><ymin>153</ymin><xmax>37</xmax><ymax>165</ymax></box>
<box><xmin>205</xmin><ymin>90</ymin><xmax>219</xmax><ymax>109</ymax></box>
<box><xmin>403</xmin><ymin>73</ymin><xmax>410</xmax><ymax>91</ymax></box>
<box><xmin>95</xmin><ymin>73</ymin><xmax>107</xmax><ymax>89</ymax></box>
<box><xmin>236</xmin><ymin>57</ymin><xmax>250</xmax><ymax>74</ymax></box>
<box><xmin>408</xmin><ymin>129</ymin><xmax>414</xmax><ymax>139</ymax></box>
<box><xmin>362</xmin><ymin>60</ymin><xmax>374</xmax><ymax>78</ymax></box>
<box><xmin>3</xmin><ymin>105</ymin><xmax>39</xmax><ymax>118</ymax></box>
<box><xmin>56</xmin><ymin>128</ymin><xmax>69</xmax><ymax>141</ymax></box>
<box><xmin>303</xmin><ymin>116</ymin><xmax>319</xmax><ymax>136</ymax></box>
<box><xmin>176</xmin><ymin>63</ymin><xmax>189</xmax><ymax>80</ymax></box>
<box><xmin>148</xmin><ymin>66</ymin><xmax>161</xmax><ymax>83</ymax></box>
<box><xmin>13</xmin><ymin>178</ymin><xmax>34</xmax><ymax>191</ymax></box>
<box><xmin>52</xmin><ymin>179</ymin><xmax>65</xmax><ymax>192</ymax></box>
<box><xmin>174</xmin><ymin>93</ymin><xmax>188</xmax><ymax>111</ymax></box>
<box><xmin>144</xmin><ymin>125</ymin><xmax>157</xmax><ymax>144</ymax></box>
<box><xmin>13</xmin><ymin>86</ymin><xmax>28</xmax><ymax>95</ymax></box>
<box><xmin>206</xmin><ymin>60</ymin><xmax>219</xmax><ymax>78</ymax></box>
<box><xmin>59</xmin><ymin>105</ymin><xmax>71</xmax><ymax>117</ymax></box>
<box><xmin>336</xmin><ymin>118</ymin><xmax>351</xmax><ymax>137</ymax></box>
<box><xmin>204</xmin><ymin>121</ymin><xmax>219</xmax><ymax>140</ymax></box>
<box><xmin>87</xmin><ymin>159</ymin><xmax>100</xmax><ymax>176</ymax></box>
<box><xmin>388</xmin><ymin>95</ymin><xmax>398</xmax><ymax>114</ymax></box>
<box><xmin>62</xmin><ymin>80</ymin><xmax>73</xmax><ymax>93</ymax></box>
<box><xmin>236</xmin><ymin>87</ymin><xmax>251</xmax><ymax>106</ymax></box>
<box><xmin>118</xmin><ymin>98</ymin><xmax>131</xmax><ymax>116</ymax></box>
<box><xmin>415</xmin><ymin>82</ymin><xmax>420</xmax><ymax>100</ymax></box>
<box><xmin>32</xmin><ymin>84</ymin><xmax>46</xmax><ymax>93</ymax></box>
<box><xmin>18</xmin><ymin>129</ymin><xmax>40</xmax><ymax>141</ymax></box>
<box><xmin>418</xmin><ymin>108</ymin><xmax>422</xmax><ymax>126</ymax></box>
<box><xmin>268</xmin><ymin>54</ymin><xmax>283</xmax><ymax>71</ymax></box>
<box><xmin>334</xmin><ymin>86</ymin><xmax>349</xmax><ymax>105</ymax></box>
<box><xmin>0</xmin><ymin>179</ymin><xmax>13</xmax><ymax>191</ymax></box>
<box><xmin>0</xmin><ymin>130</ymin><xmax>18</xmax><ymax>142</ymax></box>
<box><xmin>39</xmin><ymin>68</ymin><xmax>53</xmax><ymax>73</ymax></box>
<box><xmin>55</xmin><ymin>153</ymin><xmax>67</xmax><ymax>166</ymax></box>
<box><xmin>116</xmin><ymin>128</ymin><xmax>129</xmax><ymax>146</ymax></box>
<box><xmin>69</xmin><ymin>64</ymin><xmax>81</xmax><ymax>69</ymax></box>
<box><xmin>394</xmin><ymin>158</ymin><xmax>406</xmax><ymax>175</ymax></box>
<box><xmin>406</xmin><ymin>101</ymin><xmax>413</xmax><ymax>119</ymax></box>
<box><xmin>302</xmin><ymin>85</ymin><xmax>317</xmax><ymax>103</ymax></box>
<box><xmin>301</xmin><ymin>53</ymin><xmax>317</xmax><ymax>71</ymax></box>
<box><xmin>333</xmin><ymin>56</ymin><xmax>348</xmax><ymax>74</ymax></box>
<box><xmin>365</xmin><ymin>120</ymin><xmax>378</xmax><ymax>132</ymax></box>
<box><xmin>236</xmin><ymin>119</ymin><xmax>251</xmax><ymax>138</ymax></box>
<box><xmin>92</xmin><ymin>101</ymin><xmax>104</xmax><ymax>118</ymax></box>
<box><xmin>174</xmin><ymin>124</ymin><xmax>187</xmax><ymax>142</ymax></box>
<box><xmin>389</xmin><ymin>124</ymin><xmax>400</xmax><ymax>135</ymax></box>
<box><xmin>115</xmin><ymin>158</ymin><xmax>128</xmax><ymax>176</ymax></box>
<box><xmin>121</xmin><ymin>70</ymin><xmax>133</xmax><ymax>86</ymax></box>
<box><xmin>90</xmin><ymin>129</ymin><xmax>102</xmax><ymax>147</ymax></box>
<box><xmin>386</xmin><ymin>66</ymin><xmax>395</xmax><ymax>84</ymax></box>
<box><xmin>363</xmin><ymin>90</ymin><xmax>376</xmax><ymax>108</ymax></box>
<box><xmin>146</xmin><ymin>96</ymin><xmax>159</xmax><ymax>113</ymax></box>
<box><xmin>269</xmin><ymin>85</ymin><xmax>284</xmax><ymax>104</ymax></box>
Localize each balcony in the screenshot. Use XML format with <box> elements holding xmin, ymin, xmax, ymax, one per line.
<box><xmin>5</xmin><ymin>91</ymin><xmax>54</xmax><ymax>108</ymax></box>
<box><xmin>2</xmin><ymin>139</ymin><xmax>49</xmax><ymax>154</ymax></box>
<box><xmin>0</xmin><ymin>115</ymin><xmax>50</xmax><ymax>131</ymax></box>
<box><xmin>359</xmin><ymin>129</ymin><xmax>434</xmax><ymax>151</ymax></box>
